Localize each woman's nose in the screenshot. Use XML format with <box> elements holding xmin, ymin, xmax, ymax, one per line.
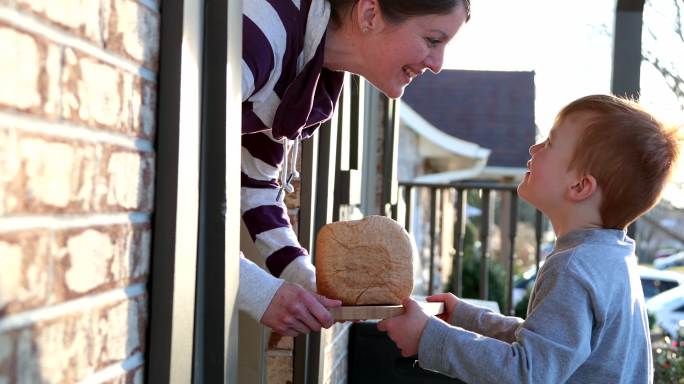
<box><xmin>425</xmin><ymin>49</ymin><xmax>444</xmax><ymax>74</ymax></box>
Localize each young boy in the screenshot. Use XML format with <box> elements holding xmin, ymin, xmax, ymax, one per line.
<box><xmin>378</xmin><ymin>94</ymin><xmax>681</xmax><ymax>383</ymax></box>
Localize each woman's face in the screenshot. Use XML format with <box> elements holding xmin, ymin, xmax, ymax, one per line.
<box><xmin>361</xmin><ymin>6</ymin><xmax>468</xmax><ymax>98</ymax></box>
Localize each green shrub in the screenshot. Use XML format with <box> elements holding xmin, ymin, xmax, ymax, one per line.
<box><xmin>446</xmin><ymin>222</ymin><xmax>509</xmax><ymax>311</ymax></box>
<box><xmin>654</xmin><ymin>336</ymin><xmax>684</xmax><ymax>383</ymax></box>
<box><xmin>648</xmin><ymin>311</ymin><xmax>657</xmax><ymax>331</ymax></box>
<box><xmin>459</xmin><ymin>252</ymin><xmax>508</xmax><ymax>311</ymax></box>
<box><xmin>514</xmin><ymin>287</ymin><xmax>532</xmax><ymax>318</ymax></box>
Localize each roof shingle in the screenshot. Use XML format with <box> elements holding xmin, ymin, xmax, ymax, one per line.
<box><xmin>402</xmin><ymin>69</ymin><xmax>536</xmax><ymax>168</ymax></box>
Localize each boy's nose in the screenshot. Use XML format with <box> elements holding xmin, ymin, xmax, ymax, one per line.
<box><xmin>529</xmin><ymin>142</ymin><xmax>543</xmax><ymax>155</ymax></box>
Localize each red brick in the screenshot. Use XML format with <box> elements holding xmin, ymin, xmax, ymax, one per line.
<box><xmin>51</xmin><ymin>224</ymin><xmax>150</xmax><ymax>302</ymax></box>
<box><xmin>10</xmin><ymin>296</ymin><xmax>147</xmax><ymax>383</ymax></box>
<box><xmin>96</xmin><ymin>148</ymin><xmax>155</xmax><ymax>212</ymax></box>
<box><xmin>268</xmin><ymin>334</ymin><xmax>294</xmax><ymax>351</ymax></box>
<box><xmin>0</xmin><ymin>128</ymin><xmax>154</xmax><ymax>215</ymax></box>
<box><xmin>17</xmin><ymin>0</ymin><xmax>104</xmax><ymax>45</ymax></box>
<box><xmin>62</xmin><ymin>48</ymin><xmax>126</xmax><ymax>131</ymax></box>
<box><xmin>266</xmin><ymin>355</ymin><xmax>293</xmax><ymax>384</ymax></box>
<box><xmin>0</xmin><ymin>129</ymin><xmax>97</xmax><ymax>214</ymax></box>
<box><xmin>0</xmin><ymin>26</ymin><xmax>53</xmax><ymax>116</ymax></box>
<box><xmin>127</xmin><ymin>77</ymin><xmax>157</xmax><ymax>140</ymax></box>
<box><xmin>0</xmin><ymin>231</ymin><xmax>50</xmax><ymax>316</ymax></box>
<box><xmin>107</xmin><ymin>0</ymin><xmax>160</xmax><ymax>71</ymax></box>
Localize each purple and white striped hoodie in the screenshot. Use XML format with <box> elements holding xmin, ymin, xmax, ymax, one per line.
<box><xmin>239</xmin><ymin>0</ymin><xmax>344</xmax><ymax>320</ymax></box>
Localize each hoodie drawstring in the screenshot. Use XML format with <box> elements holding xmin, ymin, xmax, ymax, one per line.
<box><xmin>276</xmin><ymin>135</ymin><xmax>300</xmax><ymax>201</ymax></box>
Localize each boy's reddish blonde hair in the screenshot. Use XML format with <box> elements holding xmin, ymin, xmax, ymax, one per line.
<box><xmin>557</xmin><ymin>94</ymin><xmax>680</xmax><ymax>230</ymax></box>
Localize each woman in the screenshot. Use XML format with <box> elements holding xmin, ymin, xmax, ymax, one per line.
<box><xmin>240</xmin><ymin>0</ymin><xmax>471</xmax><ymax>336</ymax></box>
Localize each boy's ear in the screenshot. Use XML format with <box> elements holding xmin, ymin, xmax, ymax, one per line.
<box><xmin>567</xmin><ymin>174</ymin><xmax>598</xmax><ymax>202</ymax></box>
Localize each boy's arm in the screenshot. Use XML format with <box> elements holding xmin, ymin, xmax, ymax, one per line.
<box><xmin>450</xmin><ymin>299</ymin><xmax>523</xmax><ymax>343</ymax></box>
<box><xmin>418</xmin><ymin>269</ymin><xmax>593</xmax><ymax>383</ymax></box>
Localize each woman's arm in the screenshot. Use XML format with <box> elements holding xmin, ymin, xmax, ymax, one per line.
<box><xmin>238</xmin><ymin>255</ymin><xmax>284</xmax><ymax>321</ymax></box>
<box><xmin>239</xmin><ymin>255</ymin><xmax>338</xmax><ymax>335</ymax></box>
<box><xmin>241</xmin><ymin>131</ymin><xmax>316</xmax><ymax>291</ymax></box>
<box><xmin>240</xmin><ymin>1</ymin><xmax>316</xmax><ymax>289</ymax></box>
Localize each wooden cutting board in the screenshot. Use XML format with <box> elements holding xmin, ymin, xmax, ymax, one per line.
<box><xmin>330</xmin><ymin>301</ymin><xmax>444</xmax><ymax>321</ymax></box>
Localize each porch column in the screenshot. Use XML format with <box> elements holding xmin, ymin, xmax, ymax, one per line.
<box><xmin>612</xmin><ymin>0</ymin><xmax>644</xmax><ymax>239</ymax></box>
<box><xmin>612</xmin><ymin>0</ymin><xmax>644</xmax><ymax>98</ymax></box>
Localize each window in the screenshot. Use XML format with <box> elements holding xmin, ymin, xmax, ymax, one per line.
<box><xmin>641</xmin><ymin>278</ymin><xmax>680</xmax><ymax>298</ymax></box>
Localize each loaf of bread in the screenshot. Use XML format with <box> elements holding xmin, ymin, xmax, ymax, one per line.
<box><xmin>315</xmin><ymin>215</ymin><xmax>414</xmax><ymax>305</ymax></box>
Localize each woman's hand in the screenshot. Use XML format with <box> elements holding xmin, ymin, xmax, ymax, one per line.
<box><xmin>261</xmin><ymin>281</ymin><xmax>342</xmax><ymax>336</ymax></box>
<box><xmin>426</xmin><ymin>292</ymin><xmax>459</xmax><ymax>324</ymax></box>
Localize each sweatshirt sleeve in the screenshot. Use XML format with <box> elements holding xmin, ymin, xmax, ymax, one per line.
<box><xmin>450</xmin><ymin>299</ymin><xmax>523</xmax><ymax>343</ymax></box>
<box><xmin>418</xmin><ymin>269</ymin><xmax>593</xmax><ymax>383</ymax></box>
<box><xmin>238</xmin><ymin>254</ymin><xmax>284</xmax><ymax>321</ymax></box>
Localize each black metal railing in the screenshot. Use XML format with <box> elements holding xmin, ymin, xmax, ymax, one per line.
<box><xmin>397</xmin><ymin>180</ymin><xmax>547</xmax><ymax>315</ymax></box>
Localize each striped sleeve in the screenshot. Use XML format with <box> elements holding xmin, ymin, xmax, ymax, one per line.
<box><xmin>241</xmin><ymin>131</ymin><xmax>316</xmax><ymax>291</ymax></box>
<box><xmin>242</xmin><ymin>0</ymin><xmax>306</xmax><ymax>104</ymax></box>
<box><xmin>241</xmin><ymin>0</ymin><xmax>317</xmax><ymax>291</ymax></box>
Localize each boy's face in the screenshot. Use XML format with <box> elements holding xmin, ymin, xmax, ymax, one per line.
<box><xmin>517</xmin><ymin>112</ymin><xmax>589</xmax><ymax>214</ymax></box>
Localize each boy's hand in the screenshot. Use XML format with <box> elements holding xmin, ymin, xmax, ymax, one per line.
<box><xmin>426</xmin><ymin>292</ymin><xmax>459</xmax><ymax>323</ymax></box>
<box><xmin>377</xmin><ymin>298</ymin><xmax>429</xmax><ymax>357</ymax></box>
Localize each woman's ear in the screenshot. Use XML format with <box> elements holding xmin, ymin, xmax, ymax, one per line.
<box><xmin>568</xmin><ymin>174</ymin><xmax>598</xmax><ymax>202</ymax></box>
<box><xmin>355</xmin><ymin>0</ymin><xmax>380</xmax><ymax>32</ymax></box>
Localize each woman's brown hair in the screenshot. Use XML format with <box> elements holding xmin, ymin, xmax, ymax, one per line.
<box><xmin>328</xmin><ymin>0</ymin><xmax>471</xmax><ymax>27</ymax></box>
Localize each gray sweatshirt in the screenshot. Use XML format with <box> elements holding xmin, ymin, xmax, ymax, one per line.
<box><xmin>418</xmin><ymin>229</ymin><xmax>653</xmax><ymax>383</ymax></box>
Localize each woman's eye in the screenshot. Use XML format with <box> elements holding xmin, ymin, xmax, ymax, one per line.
<box><xmin>425</xmin><ymin>38</ymin><xmax>440</xmax><ymax>47</ymax></box>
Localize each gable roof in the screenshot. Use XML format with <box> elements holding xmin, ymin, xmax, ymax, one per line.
<box><xmin>401</xmin><ymin>69</ymin><xmax>536</xmax><ymax>168</ymax></box>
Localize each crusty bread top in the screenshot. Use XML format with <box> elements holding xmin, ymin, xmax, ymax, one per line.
<box><xmin>315</xmin><ymin>215</ymin><xmax>414</xmax><ymax>305</ymax></box>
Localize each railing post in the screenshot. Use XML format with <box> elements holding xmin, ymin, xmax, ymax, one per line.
<box><xmin>398</xmin><ymin>181</ymin><xmax>545</xmax><ymax>315</ymax></box>
<box><xmin>428</xmin><ymin>187</ymin><xmax>438</xmax><ymax>295</ymax></box>
<box><xmin>452</xmin><ymin>188</ymin><xmax>467</xmax><ymax>297</ymax></box>
<box><xmin>535</xmin><ymin>209</ymin><xmax>543</xmax><ymax>273</ymax></box>
<box><xmin>404</xmin><ymin>185</ymin><xmax>413</xmax><ymax>233</ymax></box>
<box><xmin>507</xmin><ymin>192</ymin><xmax>518</xmax><ymax>315</ymax></box>
<box><xmin>479</xmin><ymin>189</ymin><xmax>491</xmax><ymax>301</ymax></box>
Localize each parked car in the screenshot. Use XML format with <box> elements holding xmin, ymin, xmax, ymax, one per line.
<box><xmin>646</xmin><ymin>285</ymin><xmax>684</xmax><ymax>338</ymax></box>
<box><xmin>512</xmin><ymin>262</ymin><xmax>544</xmax><ymax>307</ymax></box>
<box><xmin>654</xmin><ymin>248</ymin><xmax>682</xmax><ymax>260</ymax></box>
<box><xmin>654</xmin><ymin>251</ymin><xmax>684</xmax><ymax>270</ymax></box>
<box><xmin>513</xmin><ymin>265</ymin><xmax>684</xmax><ymax>308</ymax></box>
<box><xmin>638</xmin><ymin>266</ymin><xmax>684</xmax><ymax>299</ymax></box>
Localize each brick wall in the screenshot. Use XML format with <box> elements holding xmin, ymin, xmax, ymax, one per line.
<box><xmin>0</xmin><ymin>0</ymin><xmax>159</xmax><ymax>382</ymax></box>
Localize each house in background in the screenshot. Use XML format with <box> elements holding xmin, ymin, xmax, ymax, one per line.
<box><xmin>400</xmin><ymin>69</ymin><xmax>535</xmax><ymax>184</ymax></box>
<box><xmin>397</xmin><ymin>70</ymin><xmax>536</xmax><ymax>295</ymax></box>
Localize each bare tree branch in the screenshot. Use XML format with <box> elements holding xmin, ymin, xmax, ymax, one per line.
<box><xmin>642</xmin><ymin>0</ymin><xmax>684</xmax><ymax>108</ymax></box>
<box><xmin>673</xmin><ymin>0</ymin><xmax>684</xmax><ymax>44</ymax></box>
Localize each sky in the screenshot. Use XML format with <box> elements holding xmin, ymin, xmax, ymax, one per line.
<box><xmin>441</xmin><ymin>0</ymin><xmax>684</xmax><ymax>207</ymax></box>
